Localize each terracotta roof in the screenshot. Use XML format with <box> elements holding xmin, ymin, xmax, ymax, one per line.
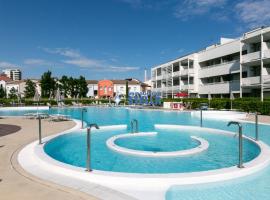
<box><xmin>0</xmin><ymin>75</ymin><xmax>12</xmax><ymax>82</ymax></box>
<box><xmin>6</xmin><ymin>80</ymin><xmax>26</xmax><ymax>85</ymax></box>
<box><xmin>86</xmin><ymin>80</ymin><xmax>98</xmax><ymax>84</ymax></box>
<box><xmin>111</xmin><ymin>80</ymin><xmax>140</xmax><ymax>85</ymax></box>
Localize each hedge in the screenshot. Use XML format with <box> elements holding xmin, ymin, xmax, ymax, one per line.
<box><xmin>163</xmin><ymin>98</ymin><xmax>270</xmax><ymax>115</ymax></box>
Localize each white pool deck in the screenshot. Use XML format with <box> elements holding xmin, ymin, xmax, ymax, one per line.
<box><xmin>18</xmin><ymin>118</ymin><xmax>270</xmax><ymax>200</ymax></box>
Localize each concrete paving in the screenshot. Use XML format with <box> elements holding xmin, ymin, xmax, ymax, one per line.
<box><xmin>0</xmin><ymin>117</ymin><xmax>98</xmax><ymax>200</ymax></box>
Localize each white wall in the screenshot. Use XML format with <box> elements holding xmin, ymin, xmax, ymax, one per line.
<box><xmin>87</xmin><ymin>84</ymin><xmax>98</xmax><ymax>97</ymax></box>
<box><xmin>114</xmin><ymin>84</ymin><xmax>141</xmax><ymax>96</ymax></box>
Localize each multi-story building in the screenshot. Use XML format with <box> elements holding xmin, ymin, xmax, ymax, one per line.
<box><xmin>97</xmin><ymin>79</ymin><xmax>145</xmax><ymax>99</ymax></box>
<box><xmin>86</xmin><ymin>80</ymin><xmax>98</xmax><ymax>98</ymax></box>
<box><xmin>2</xmin><ymin>69</ymin><xmax>22</xmax><ymax>81</ymax></box>
<box><xmin>151</xmin><ymin>26</ymin><xmax>270</xmax><ymax>100</ymax></box>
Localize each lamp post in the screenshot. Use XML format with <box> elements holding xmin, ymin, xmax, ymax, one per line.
<box><xmin>208</xmin><ymin>92</ymin><xmax>212</xmax><ymax>109</ymax></box>
<box><xmin>230</xmin><ymin>92</ymin><xmax>235</xmax><ymax>110</ymax></box>
<box><xmin>125</xmin><ymin>78</ymin><xmax>132</xmax><ymax>105</ymax></box>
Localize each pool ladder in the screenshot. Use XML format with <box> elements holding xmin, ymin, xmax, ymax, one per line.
<box><xmin>227</xmin><ymin>121</ymin><xmax>244</xmax><ymax>168</ymax></box>
<box><xmin>130</xmin><ymin>119</ymin><xmax>138</xmax><ymax>133</ymax></box>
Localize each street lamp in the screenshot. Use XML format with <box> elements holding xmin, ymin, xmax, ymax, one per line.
<box><xmin>125</xmin><ymin>78</ymin><xmax>132</xmax><ymax>104</ymax></box>
<box><xmin>230</xmin><ymin>92</ymin><xmax>235</xmax><ymax>110</ymax></box>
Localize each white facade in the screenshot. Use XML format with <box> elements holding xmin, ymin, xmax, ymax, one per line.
<box><xmin>3</xmin><ymin>69</ymin><xmax>22</xmax><ymax>81</ymax></box>
<box><xmin>113</xmin><ymin>83</ymin><xmax>141</xmax><ymax>96</ymax></box>
<box><xmin>87</xmin><ymin>82</ymin><xmax>98</xmax><ymax>98</ymax></box>
<box><xmin>151</xmin><ymin>26</ymin><xmax>270</xmax><ymax>99</ymax></box>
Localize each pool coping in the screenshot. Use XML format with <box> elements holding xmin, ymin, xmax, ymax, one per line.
<box><xmin>106</xmin><ymin>132</ymin><xmax>209</xmax><ymax>157</ymax></box>
<box><xmin>18</xmin><ymin>122</ymin><xmax>270</xmax><ymax>200</ymax></box>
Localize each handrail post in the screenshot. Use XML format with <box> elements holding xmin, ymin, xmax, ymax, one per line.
<box><xmin>238</xmin><ymin>125</ymin><xmax>243</xmax><ymax>168</ymax></box>
<box><xmin>38</xmin><ymin>114</ymin><xmax>42</xmax><ymax>145</ymax></box>
<box><xmin>200</xmin><ymin>109</ymin><xmax>203</xmax><ymax>127</ymax></box>
<box><xmin>81</xmin><ymin>108</ymin><xmax>87</xmax><ymax>129</ymax></box>
<box><xmin>255</xmin><ymin>112</ymin><xmax>259</xmax><ymax>141</ymax></box>
<box><xmin>86</xmin><ymin>127</ymin><xmax>92</xmax><ymax>172</ymax></box>
<box><xmin>130</xmin><ymin>121</ymin><xmax>134</xmax><ymax>133</ymax></box>
<box><xmin>227</xmin><ymin>121</ymin><xmax>244</xmax><ymax>168</ymax></box>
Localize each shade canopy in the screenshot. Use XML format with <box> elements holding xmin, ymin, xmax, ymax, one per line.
<box><xmin>175</xmin><ymin>92</ymin><xmax>188</xmax><ymax>97</ymax></box>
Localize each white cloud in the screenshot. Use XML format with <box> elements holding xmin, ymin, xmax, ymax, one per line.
<box><xmin>42</xmin><ymin>47</ymin><xmax>81</xmax><ymax>58</ymax></box>
<box><xmin>0</xmin><ymin>61</ymin><xmax>20</xmax><ymax>68</ymax></box>
<box><xmin>42</xmin><ymin>47</ymin><xmax>139</xmax><ymax>72</ymax></box>
<box><xmin>174</xmin><ymin>0</ymin><xmax>227</xmax><ymax>20</ymax></box>
<box><xmin>24</xmin><ymin>58</ymin><xmax>51</xmax><ymax>66</ymax></box>
<box><xmin>63</xmin><ymin>57</ymin><xmax>101</xmax><ymax>68</ymax></box>
<box><xmin>235</xmin><ymin>0</ymin><xmax>270</xmax><ymax>28</ymax></box>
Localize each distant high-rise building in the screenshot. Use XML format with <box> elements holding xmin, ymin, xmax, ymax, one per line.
<box><xmin>2</xmin><ymin>69</ymin><xmax>22</xmax><ymax>80</ymax></box>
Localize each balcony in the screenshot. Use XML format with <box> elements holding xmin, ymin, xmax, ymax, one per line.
<box><xmin>242</xmin><ymin>51</ymin><xmax>261</xmax><ymax>63</ymax></box>
<box><xmin>242</xmin><ymin>75</ymin><xmax>270</xmax><ymax>87</ymax></box>
<box><xmin>264</xmin><ymin>49</ymin><xmax>270</xmax><ymax>59</ymax></box>
<box><xmin>199</xmin><ymin>61</ymin><xmax>239</xmax><ymax>78</ymax></box>
<box><xmin>173</xmin><ymin>71</ymin><xmax>180</xmax><ymax>77</ymax></box>
<box><xmin>242</xmin><ymin>76</ymin><xmax>260</xmax><ymax>87</ymax></box>
<box><xmin>199</xmin><ymin>81</ymin><xmax>240</xmax><ymax>94</ymax></box>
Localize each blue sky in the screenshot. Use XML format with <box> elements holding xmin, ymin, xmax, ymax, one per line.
<box><xmin>0</xmin><ymin>0</ymin><xmax>269</xmax><ymax>80</ymax></box>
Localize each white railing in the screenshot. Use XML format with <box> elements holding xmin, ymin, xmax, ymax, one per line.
<box><xmin>242</xmin><ymin>76</ymin><xmax>260</xmax><ymax>86</ymax></box>
<box><xmin>199</xmin><ymin>61</ymin><xmax>239</xmax><ymax>78</ymax></box>
<box><xmin>199</xmin><ymin>81</ymin><xmax>240</xmax><ymax>94</ymax></box>
<box><xmin>242</xmin><ymin>51</ymin><xmax>261</xmax><ymax>63</ymax></box>
<box><xmin>264</xmin><ymin>49</ymin><xmax>270</xmax><ymax>59</ymax></box>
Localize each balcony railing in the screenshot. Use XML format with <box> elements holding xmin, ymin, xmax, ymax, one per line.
<box><xmin>242</xmin><ymin>51</ymin><xmax>261</xmax><ymax>63</ymax></box>
<box><xmin>242</xmin><ymin>75</ymin><xmax>270</xmax><ymax>86</ymax></box>
<box><xmin>199</xmin><ymin>81</ymin><xmax>240</xmax><ymax>94</ymax></box>
<box><xmin>264</xmin><ymin>49</ymin><xmax>270</xmax><ymax>59</ymax></box>
<box><xmin>199</xmin><ymin>61</ymin><xmax>239</xmax><ymax>78</ymax></box>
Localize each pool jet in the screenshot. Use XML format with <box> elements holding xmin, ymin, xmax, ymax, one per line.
<box><xmin>227</xmin><ymin>121</ymin><xmax>244</xmax><ymax>169</ymax></box>
<box><xmin>86</xmin><ymin>123</ymin><xmax>100</xmax><ymax>172</ymax></box>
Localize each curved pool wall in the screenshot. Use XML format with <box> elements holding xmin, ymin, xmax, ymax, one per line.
<box><xmin>44</xmin><ymin>125</ymin><xmax>260</xmax><ymax>173</ymax></box>
<box><xmin>8</xmin><ymin>107</ymin><xmax>270</xmax><ymax>199</ymax></box>
<box><xmin>107</xmin><ymin>132</ymin><xmax>209</xmax><ymax>157</ymax></box>
<box><xmin>19</xmin><ymin>123</ymin><xmax>270</xmax><ymax>200</ymax></box>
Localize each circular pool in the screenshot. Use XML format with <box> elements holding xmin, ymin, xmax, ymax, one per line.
<box><xmin>44</xmin><ymin>125</ymin><xmax>260</xmax><ymax>174</ymax></box>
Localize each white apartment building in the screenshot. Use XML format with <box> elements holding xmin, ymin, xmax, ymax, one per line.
<box><xmin>151</xmin><ymin>26</ymin><xmax>270</xmax><ymax>100</ymax></box>
<box><xmin>3</xmin><ymin>69</ymin><xmax>22</xmax><ymax>81</ymax></box>
<box><xmin>86</xmin><ymin>80</ymin><xmax>98</xmax><ymax>98</ymax></box>
<box><xmin>112</xmin><ymin>80</ymin><xmax>141</xmax><ymax>96</ymax></box>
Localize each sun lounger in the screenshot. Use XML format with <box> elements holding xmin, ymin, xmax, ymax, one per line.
<box><xmin>49</xmin><ymin>114</ymin><xmax>70</xmax><ymax>122</ymax></box>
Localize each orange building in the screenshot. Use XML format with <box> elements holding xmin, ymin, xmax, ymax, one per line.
<box><xmin>98</xmin><ymin>80</ymin><xmax>114</xmax><ymax>98</ymax></box>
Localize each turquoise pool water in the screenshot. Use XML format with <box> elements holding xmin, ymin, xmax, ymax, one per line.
<box><xmin>2</xmin><ymin>107</ymin><xmax>270</xmax><ymax>199</ymax></box>
<box><xmin>114</xmin><ymin>131</ymin><xmax>199</xmax><ymax>152</ymax></box>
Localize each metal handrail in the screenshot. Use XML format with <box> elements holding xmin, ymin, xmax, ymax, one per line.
<box><xmin>81</xmin><ymin>108</ymin><xmax>87</xmax><ymax>129</ymax></box>
<box><xmin>86</xmin><ymin>123</ymin><xmax>99</xmax><ymax>172</ymax></box>
<box><xmin>227</xmin><ymin>121</ymin><xmax>244</xmax><ymax>168</ymax></box>
<box><xmin>130</xmin><ymin>119</ymin><xmax>139</xmax><ymax>133</ymax></box>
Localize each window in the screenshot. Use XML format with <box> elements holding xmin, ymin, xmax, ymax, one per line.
<box><xmin>242</xmin><ymin>71</ymin><xmax>248</xmax><ymax>78</ymax></box>
<box><xmin>157</xmin><ymin>68</ymin><xmax>162</xmax><ymax>76</ymax></box>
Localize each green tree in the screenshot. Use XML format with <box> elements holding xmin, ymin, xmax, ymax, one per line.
<box><xmin>77</xmin><ymin>76</ymin><xmax>88</xmax><ymax>98</ymax></box>
<box><xmin>9</xmin><ymin>87</ymin><xmax>17</xmax><ymax>99</ymax></box>
<box><xmin>59</xmin><ymin>75</ymin><xmax>70</xmax><ymax>97</ymax></box>
<box><xmin>0</xmin><ymin>85</ymin><xmax>6</xmax><ymax>98</ymax></box>
<box><xmin>24</xmin><ymin>79</ymin><xmax>36</xmax><ymax>98</ymax></box>
<box><xmin>40</xmin><ymin>71</ymin><xmax>56</xmax><ymax>98</ymax></box>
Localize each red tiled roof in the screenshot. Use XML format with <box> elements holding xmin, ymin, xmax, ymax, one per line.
<box><xmin>0</xmin><ymin>75</ymin><xmax>12</xmax><ymax>82</ymax></box>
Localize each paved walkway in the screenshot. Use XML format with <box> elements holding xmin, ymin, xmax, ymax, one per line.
<box><xmin>0</xmin><ymin>117</ymin><xmax>98</xmax><ymax>200</ymax></box>
<box><xmin>245</xmin><ymin>114</ymin><xmax>270</xmax><ymax>124</ymax></box>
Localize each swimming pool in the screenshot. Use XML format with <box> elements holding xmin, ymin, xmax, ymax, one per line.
<box><xmin>11</xmin><ymin>106</ymin><xmax>270</xmax><ymax>199</ymax></box>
